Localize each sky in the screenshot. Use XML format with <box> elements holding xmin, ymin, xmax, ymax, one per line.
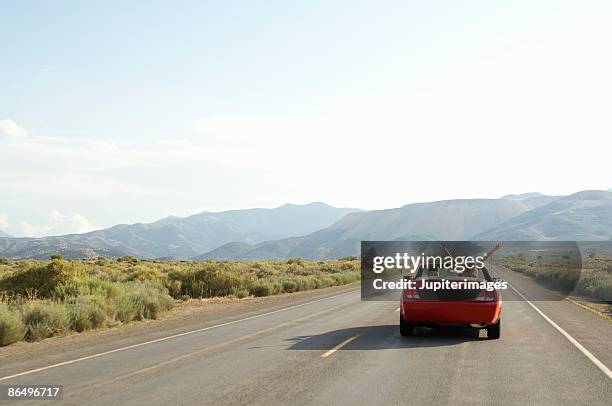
<box><xmin>1</xmin><ymin>0</ymin><xmax>611</xmax><ymax>237</ymax></box>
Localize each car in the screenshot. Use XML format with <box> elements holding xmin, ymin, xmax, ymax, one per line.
<box><xmin>399</xmin><ymin>264</ymin><xmax>502</xmax><ymax>339</ymax></box>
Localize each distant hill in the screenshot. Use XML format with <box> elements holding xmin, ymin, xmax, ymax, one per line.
<box><xmin>0</xmin><ymin>230</ymin><xmax>12</xmax><ymax>238</ymax></box>
<box><xmin>473</xmin><ymin>190</ymin><xmax>612</xmax><ymax>240</ymax></box>
<box><xmin>0</xmin><ymin>203</ymin><xmax>359</xmax><ymax>259</ymax></box>
<box><xmin>501</xmin><ymin>192</ymin><xmax>546</xmax><ymax>200</ymax></box>
<box><xmin>500</xmin><ymin>192</ymin><xmax>560</xmax><ymax>208</ymax></box>
<box><xmin>7</xmin><ymin>190</ymin><xmax>611</xmax><ymax>261</ymax></box>
<box><xmin>0</xmin><ymin>237</ymin><xmax>125</xmax><ymax>260</ymax></box>
<box><xmin>197</xmin><ymin>198</ymin><xmax>534</xmax><ymax>260</ymax></box>
<box><xmin>200</xmin><ymin>191</ymin><xmax>612</xmax><ymax>260</ymax></box>
<box><xmin>199</xmin><ymin>242</ymin><xmax>254</xmax><ymax>260</ymax></box>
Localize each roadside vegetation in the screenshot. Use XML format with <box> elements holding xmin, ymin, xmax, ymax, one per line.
<box><xmin>493</xmin><ymin>254</ymin><xmax>612</xmax><ymax>306</ymax></box>
<box><xmin>0</xmin><ymin>256</ymin><xmax>360</xmax><ymax>346</ymax></box>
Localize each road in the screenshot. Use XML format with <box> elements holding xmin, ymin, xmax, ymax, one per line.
<box><xmin>1</xmin><ymin>268</ymin><xmax>611</xmax><ymax>406</ymax></box>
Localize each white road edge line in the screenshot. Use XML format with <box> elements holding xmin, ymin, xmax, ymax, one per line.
<box><xmin>507</xmin><ymin>282</ymin><xmax>612</xmax><ymax>381</ymax></box>
<box><xmin>0</xmin><ymin>289</ymin><xmax>359</xmax><ymax>382</ymax></box>
<box><xmin>321</xmin><ymin>335</ymin><xmax>359</xmax><ymax>358</ymax></box>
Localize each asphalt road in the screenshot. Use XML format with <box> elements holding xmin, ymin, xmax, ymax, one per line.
<box><xmin>1</xmin><ymin>269</ymin><xmax>611</xmax><ymax>406</ymax></box>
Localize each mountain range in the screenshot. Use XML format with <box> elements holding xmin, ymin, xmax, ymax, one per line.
<box><xmin>197</xmin><ymin>191</ymin><xmax>612</xmax><ymax>260</ymax></box>
<box><xmin>0</xmin><ymin>203</ymin><xmax>358</xmax><ymax>259</ymax></box>
<box><xmin>474</xmin><ymin>190</ymin><xmax>612</xmax><ymax>240</ymax></box>
<box><xmin>1</xmin><ymin>190</ymin><xmax>611</xmax><ymax>260</ymax></box>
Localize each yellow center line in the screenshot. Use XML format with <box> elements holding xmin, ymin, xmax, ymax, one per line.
<box><xmin>321</xmin><ymin>335</ymin><xmax>359</xmax><ymax>358</ymax></box>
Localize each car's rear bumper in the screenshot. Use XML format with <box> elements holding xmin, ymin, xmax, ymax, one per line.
<box><xmin>401</xmin><ymin>300</ymin><xmax>502</xmax><ymax>325</ymax></box>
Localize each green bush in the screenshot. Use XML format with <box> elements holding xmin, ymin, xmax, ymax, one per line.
<box><xmin>117</xmin><ymin>256</ymin><xmax>139</xmax><ymax>265</ymax></box>
<box><xmin>535</xmin><ymin>268</ymin><xmax>579</xmax><ymax>292</ymax></box>
<box><xmin>500</xmin><ymin>255</ymin><xmax>612</xmax><ymax>301</ymax></box>
<box><xmin>167</xmin><ymin>265</ymin><xmax>254</xmax><ymax>298</ymax></box>
<box><xmin>0</xmin><ymin>259</ymin><xmax>85</xmax><ymax>298</ymax></box>
<box><xmin>251</xmin><ymin>283</ymin><xmax>274</xmax><ymax>297</ymax></box>
<box><xmin>0</xmin><ymin>257</ymin><xmax>360</xmax><ymax>345</ymax></box>
<box><xmin>55</xmin><ymin>276</ymin><xmax>124</xmax><ymax>303</ymax></box>
<box><xmin>575</xmin><ymin>271</ymin><xmax>612</xmax><ymax>301</ymax></box>
<box><xmin>315</xmin><ymin>276</ymin><xmax>334</xmax><ymax>289</ymax></box>
<box><xmin>0</xmin><ymin>304</ymin><xmax>25</xmax><ymax>346</ymax></box>
<box><xmin>23</xmin><ymin>303</ymin><xmax>70</xmax><ymax>341</ymax></box>
<box><xmin>66</xmin><ymin>296</ymin><xmax>107</xmax><ymax>332</ymax></box>
<box><xmin>115</xmin><ymin>296</ymin><xmax>138</xmax><ymax>324</ymax></box>
<box><xmin>115</xmin><ymin>283</ymin><xmax>173</xmax><ymax>323</ymax></box>
<box><xmin>286</xmin><ymin>258</ymin><xmax>303</xmax><ymax>266</ymax></box>
<box><xmin>124</xmin><ymin>265</ymin><xmax>164</xmax><ymax>284</ymax></box>
<box><xmin>282</xmin><ymin>279</ymin><xmax>298</xmax><ymax>293</ymax></box>
<box><xmin>231</xmin><ymin>287</ymin><xmax>250</xmax><ymax>299</ymax></box>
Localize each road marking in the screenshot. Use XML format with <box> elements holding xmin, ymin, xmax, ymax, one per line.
<box><xmin>395</xmin><ymin>307</ymin><xmax>400</xmax><ymax>312</ymax></box>
<box><xmin>321</xmin><ymin>335</ymin><xmax>359</xmax><ymax>358</ymax></box>
<box><xmin>506</xmin><ymin>283</ymin><xmax>612</xmax><ymax>381</ymax></box>
<box><xmin>0</xmin><ymin>289</ymin><xmax>359</xmax><ymax>382</ymax></box>
<box><xmin>65</xmin><ymin>301</ymin><xmax>357</xmax><ymax>398</ymax></box>
<box><xmin>567</xmin><ymin>298</ymin><xmax>612</xmax><ymax>322</ymax></box>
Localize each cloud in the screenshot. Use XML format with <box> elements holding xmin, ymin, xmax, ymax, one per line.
<box><xmin>0</xmin><ymin>119</ymin><xmax>28</xmax><ymax>139</ymax></box>
<box><xmin>9</xmin><ymin>210</ymin><xmax>96</xmax><ymax>237</ymax></box>
<box><xmin>41</xmin><ymin>210</ymin><xmax>96</xmax><ymax>235</ymax></box>
<box><xmin>0</xmin><ymin>213</ymin><xmax>9</xmax><ymax>230</ymax></box>
<box><xmin>2</xmin><ymin>22</ymin><xmax>611</xmax><ymax>234</ymax></box>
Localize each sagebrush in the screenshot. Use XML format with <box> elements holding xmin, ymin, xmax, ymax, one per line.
<box><xmin>0</xmin><ymin>257</ymin><xmax>359</xmax><ymax>346</ymax></box>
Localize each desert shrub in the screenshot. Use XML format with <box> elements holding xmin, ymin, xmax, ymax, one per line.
<box><xmin>117</xmin><ymin>256</ymin><xmax>139</xmax><ymax>265</ymax></box>
<box><xmin>330</xmin><ymin>272</ymin><xmax>359</xmax><ymax>285</ymax></box>
<box><xmin>50</xmin><ymin>254</ymin><xmax>64</xmax><ymax>260</ymax></box>
<box><xmin>205</xmin><ymin>270</ymin><xmax>249</xmax><ymax>297</ymax></box>
<box><xmin>22</xmin><ymin>302</ymin><xmax>70</xmax><ymax>341</ymax></box>
<box><xmin>66</xmin><ymin>296</ymin><xmax>107</xmax><ymax>332</ymax></box>
<box><xmin>597</xmin><ymin>280</ymin><xmax>612</xmax><ymax>301</ymax></box>
<box><xmin>115</xmin><ymin>282</ymin><xmax>173</xmax><ymax>323</ymax></box>
<box><xmin>55</xmin><ymin>276</ymin><xmax>123</xmax><ymax>302</ymax></box>
<box><xmin>124</xmin><ymin>265</ymin><xmax>165</xmax><ymax>285</ymax></box>
<box><xmin>286</xmin><ymin>258</ymin><xmax>303</xmax><ymax>265</ymax></box>
<box><xmin>502</xmin><ymin>255</ymin><xmax>612</xmax><ymax>301</ymax></box>
<box><xmin>340</xmin><ymin>262</ymin><xmax>357</xmax><ymax>271</ymax></box>
<box><xmin>231</xmin><ymin>288</ymin><xmax>250</xmax><ymax>299</ymax></box>
<box><xmin>251</xmin><ymin>282</ymin><xmax>274</xmax><ymax>297</ymax></box>
<box><xmin>271</xmin><ymin>280</ymin><xmax>284</xmax><ymax>294</ymax></box>
<box><xmin>0</xmin><ymin>257</ymin><xmax>361</xmax><ymax>344</ymax></box>
<box><xmin>165</xmin><ymin>279</ymin><xmax>182</xmax><ymax>298</ymax></box>
<box><xmin>0</xmin><ymin>303</ymin><xmax>25</xmax><ymax>346</ymax></box>
<box><xmin>300</xmin><ymin>277</ymin><xmax>318</xmax><ymax>290</ymax></box>
<box><xmin>114</xmin><ymin>296</ymin><xmax>137</xmax><ymax>324</ymax></box>
<box><xmin>282</xmin><ymin>279</ymin><xmax>299</xmax><ymax>293</ymax></box>
<box><xmin>315</xmin><ymin>276</ymin><xmax>335</xmax><ymax>289</ymax></box>
<box><xmin>95</xmin><ymin>257</ymin><xmax>109</xmax><ymax>266</ymax></box>
<box><xmin>535</xmin><ymin>269</ymin><xmax>579</xmax><ymax>292</ymax></box>
<box><xmin>0</xmin><ymin>259</ymin><xmax>85</xmax><ymax>298</ymax></box>
<box><xmin>576</xmin><ymin>271</ymin><xmax>612</xmax><ymax>301</ymax></box>
<box><xmin>339</xmin><ymin>256</ymin><xmax>358</xmax><ymax>261</ymax></box>
<box><xmin>0</xmin><ymin>257</ymin><xmax>10</xmax><ymax>265</ymax></box>
<box><xmin>167</xmin><ymin>265</ymin><xmax>254</xmax><ymax>298</ymax></box>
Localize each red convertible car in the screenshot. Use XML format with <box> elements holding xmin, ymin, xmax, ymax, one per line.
<box><xmin>399</xmin><ymin>264</ymin><xmax>502</xmax><ymax>339</ymax></box>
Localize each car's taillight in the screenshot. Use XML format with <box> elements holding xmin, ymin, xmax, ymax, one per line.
<box><xmin>404</xmin><ymin>288</ymin><xmax>420</xmax><ymax>300</ymax></box>
<box><xmin>473</xmin><ymin>290</ymin><xmax>496</xmax><ymax>302</ymax></box>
